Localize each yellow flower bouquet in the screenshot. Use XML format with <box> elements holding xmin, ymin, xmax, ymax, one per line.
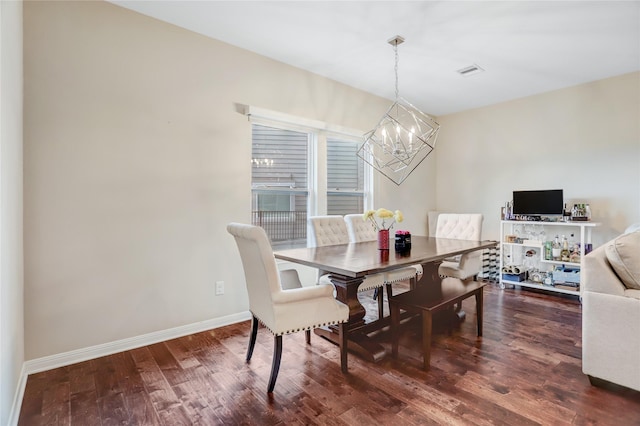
<box><xmin>363</xmin><ymin>208</ymin><xmax>404</xmax><ymax>231</ymax></box>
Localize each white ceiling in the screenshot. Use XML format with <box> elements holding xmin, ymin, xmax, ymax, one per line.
<box><xmin>111</xmin><ymin>1</ymin><xmax>640</xmax><ymax>116</ymax></box>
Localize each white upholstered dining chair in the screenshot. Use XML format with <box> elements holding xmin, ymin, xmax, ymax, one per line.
<box><xmin>435</xmin><ymin>213</ymin><xmax>484</xmax><ymax>279</ymax></box>
<box><xmin>310</xmin><ymin>215</ymin><xmax>420</xmax><ymax>320</ymax></box>
<box><xmin>309</xmin><ymin>215</ymin><xmax>386</xmax><ymax>292</ymax></box>
<box><xmin>343</xmin><ymin>213</ymin><xmax>423</xmax><ymax>289</ymax></box>
<box><xmin>227</xmin><ymin>222</ymin><xmax>349</xmax><ymax>393</ymax></box>
<box><xmin>309</xmin><ymin>216</ymin><xmax>390</xmax><ymax>316</ymax></box>
<box><xmin>433</xmin><ymin>213</ymin><xmax>484</xmax><ymax>320</ymax></box>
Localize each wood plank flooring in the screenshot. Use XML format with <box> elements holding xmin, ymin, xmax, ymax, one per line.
<box><xmin>18</xmin><ymin>284</ymin><xmax>640</xmax><ymax>425</ymax></box>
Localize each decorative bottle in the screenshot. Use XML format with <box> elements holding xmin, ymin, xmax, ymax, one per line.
<box><xmin>544</xmin><ymin>241</ymin><xmax>552</xmax><ymax>261</ymax></box>
<box><xmin>568</xmin><ymin>233</ymin><xmax>576</xmax><ymax>252</ymax></box>
<box><xmin>552</xmin><ymin>235</ymin><xmax>561</xmax><ymax>261</ymax></box>
<box><xmin>561</xmin><ymin>235</ymin><xmax>570</xmax><ymax>262</ymax></box>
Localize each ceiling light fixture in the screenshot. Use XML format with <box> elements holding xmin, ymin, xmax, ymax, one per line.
<box><xmin>358</xmin><ymin>35</ymin><xmax>440</xmax><ymax>186</ymax></box>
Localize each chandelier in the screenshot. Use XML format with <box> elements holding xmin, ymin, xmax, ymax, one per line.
<box><xmin>358</xmin><ymin>36</ymin><xmax>440</xmax><ymax>185</ymax></box>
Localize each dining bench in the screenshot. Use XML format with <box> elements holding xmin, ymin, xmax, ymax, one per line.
<box><xmin>389</xmin><ymin>278</ymin><xmax>486</xmax><ymax>370</ymax></box>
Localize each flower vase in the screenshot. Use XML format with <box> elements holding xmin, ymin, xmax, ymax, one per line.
<box><xmin>378</xmin><ymin>229</ymin><xmax>390</xmax><ymax>250</ymax></box>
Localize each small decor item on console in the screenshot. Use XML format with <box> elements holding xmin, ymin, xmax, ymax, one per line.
<box><xmin>501</xmin><ymin>265</ymin><xmax>527</xmax><ymax>282</ymax></box>
<box><xmin>363</xmin><ymin>208</ymin><xmax>404</xmax><ymax>250</ymax></box>
<box><xmin>571</xmin><ymin>203</ymin><xmax>592</xmax><ymax>221</ymax></box>
<box><xmin>395</xmin><ymin>230</ymin><xmax>412</xmax><ymax>253</ymax></box>
<box><xmin>529</xmin><ymin>270</ymin><xmax>543</xmax><ymax>283</ymax></box>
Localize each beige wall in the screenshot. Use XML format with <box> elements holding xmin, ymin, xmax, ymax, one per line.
<box><xmin>23</xmin><ymin>0</ymin><xmax>639</xmax><ymax>365</ymax></box>
<box><xmin>23</xmin><ymin>1</ymin><xmax>433</xmax><ymax>360</ymax></box>
<box><xmin>437</xmin><ymin>72</ymin><xmax>640</xmax><ymax>244</ymax></box>
<box><xmin>1</xmin><ymin>0</ymin><xmax>24</xmax><ymax>423</ymax></box>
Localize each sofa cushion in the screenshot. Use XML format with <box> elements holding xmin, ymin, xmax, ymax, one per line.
<box><xmin>605</xmin><ymin>231</ymin><xmax>640</xmax><ymax>290</ymax></box>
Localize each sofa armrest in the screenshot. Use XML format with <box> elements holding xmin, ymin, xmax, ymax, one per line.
<box><xmin>583</xmin><ymin>244</ymin><xmax>626</xmax><ymax>296</ymax></box>
<box><xmin>582</xmin><ymin>290</ymin><xmax>640</xmax><ymax>391</ymax></box>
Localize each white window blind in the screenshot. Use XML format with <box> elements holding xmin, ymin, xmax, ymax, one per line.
<box><xmin>247</xmin><ymin>108</ymin><xmax>373</xmax><ymax>247</ymax></box>
<box><xmin>251</xmin><ymin>124</ymin><xmax>309</xmax><ymax>246</ymax></box>
<box><xmin>327</xmin><ymin>137</ymin><xmax>365</xmax><ymax>215</ymax></box>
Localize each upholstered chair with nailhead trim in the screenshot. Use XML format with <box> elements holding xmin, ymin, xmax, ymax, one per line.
<box><xmin>433</xmin><ymin>213</ymin><xmax>484</xmax><ymax>318</ymax></box>
<box><xmin>435</xmin><ymin>213</ymin><xmax>484</xmax><ymax>279</ymax></box>
<box><xmin>227</xmin><ymin>223</ymin><xmax>349</xmax><ymax>393</ymax></box>
<box><xmin>343</xmin><ymin>213</ymin><xmax>423</xmax><ymax>304</ymax></box>
<box><xmin>309</xmin><ymin>215</ymin><xmax>386</xmax><ymax>291</ymax></box>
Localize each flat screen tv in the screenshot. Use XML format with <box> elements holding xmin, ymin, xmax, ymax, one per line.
<box><xmin>512</xmin><ymin>189</ymin><xmax>563</xmax><ymax>216</ymax></box>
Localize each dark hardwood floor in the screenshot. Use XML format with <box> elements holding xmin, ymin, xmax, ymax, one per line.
<box><xmin>18</xmin><ymin>284</ymin><xmax>640</xmax><ymax>425</ymax></box>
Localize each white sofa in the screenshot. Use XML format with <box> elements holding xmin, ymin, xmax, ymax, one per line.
<box><xmin>582</xmin><ymin>231</ymin><xmax>640</xmax><ymax>391</ymax></box>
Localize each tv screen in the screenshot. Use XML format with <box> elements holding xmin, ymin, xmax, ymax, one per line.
<box><xmin>512</xmin><ymin>189</ymin><xmax>563</xmax><ymax>216</ymax></box>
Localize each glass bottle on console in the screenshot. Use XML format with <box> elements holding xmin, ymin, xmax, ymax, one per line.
<box><xmin>568</xmin><ymin>233</ymin><xmax>576</xmax><ymax>252</ymax></box>
<box><xmin>552</xmin><ymin>235</ymin><xmax>561</xmax><ymax>261</ymax></box>
<box><xmin>561</xmin><ymin>235</ymin><xmax>570</xmax><ymax>262</ymax></box>
<box><xmin>544</xmin><ymin>241</ymin><xmax>552</xmax><ymax>261</ymax></box>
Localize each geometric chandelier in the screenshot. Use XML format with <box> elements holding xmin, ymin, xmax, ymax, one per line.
<box><xmin>357</xmin><ymin>35</ymin><xmax>440</xmax><ymax>185</ymax></box>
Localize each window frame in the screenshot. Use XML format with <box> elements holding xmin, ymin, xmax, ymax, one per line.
<box><xmin>246</xmin><ymin>106</ymin><xmax>374</xmax><ymax>247</ymax></box>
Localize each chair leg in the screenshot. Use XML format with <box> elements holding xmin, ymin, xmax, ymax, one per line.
<box><xmin>246</xmin><ymin>315</ymin><xmax>259</xmax><ymax>362</ymax></box>
<box><xmin>377</xmin><ymin>287</ymin><xmax>385</xmax><ymax>320</ymax></box>
<box><xmin>455</xmin><ymin>302</ymin><xmax>466</xmax><ymax>321</ymax></box>
<box><xmin>267</xmin><ymin>335</ymin><xmax>283</xmax><ymax>393</ymax></box>
<box><xmin>339</xmin><ymin>322</ymin><xmax>348</xmax><ymax>374</ymax></box>
<box><xmin>475</xmin><ymin>288</ymin><xmax>484</xmax><ymax>337</ymax></box>
<box><xmin>305</xmin><ymin>329</ymin><xmax>311</xmax><ymax>344</ymax></box>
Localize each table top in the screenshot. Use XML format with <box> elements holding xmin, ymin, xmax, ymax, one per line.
<box><xmin>274</xmin><ymin>236</ymin><xmax>497</xmax><ymax>278</ymax></box>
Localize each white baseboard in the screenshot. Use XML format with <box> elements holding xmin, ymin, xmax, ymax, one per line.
<box><xmin>23</xmin><ymin>310</ymin><xmax>251</xmax><ymax>375</ymax></box>
<box><xmin>10</xmin><ymin>312</ymin><xmax>252</xmax><ymax>425</ymax></box>
<box><xmin>8</xmin><ymin>363</ymin><xmax>28</xmax><ymax>426</ymax></box>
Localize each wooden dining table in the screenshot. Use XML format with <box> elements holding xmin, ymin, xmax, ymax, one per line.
<box><xmin>274</xmin><ymin>235</ymin><xmax>498</xmax><ymax>362</ymax></box>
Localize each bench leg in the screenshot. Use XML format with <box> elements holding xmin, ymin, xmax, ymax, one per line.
<box><xmin>422</xmin><ymin>310</ymin><xmax>433</xmax><ymax>371</ymax></box>
<box><xmin>386</xmin><ymin>283</ymin><xmax>393</xmax><ymax>298</ymax></box>
<box><xmin>391</xmin><ymin>302</ymin><xmax>400</xmax><ymax>359</ymax></box>
<box><xmin>339</xmin><ymin>322</ymin><xmax>348</xmax><ymax>374</ymax></box>
<box><xmin>475</xmin><ymin>289</ymin><xmax>484</xmax><ymax>337</ymax></box>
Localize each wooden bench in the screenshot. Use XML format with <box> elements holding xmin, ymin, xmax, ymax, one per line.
<box><xmin>389</xmin><ymin>278</ymin><xmax>486</xmax><ymax>370</ymax></box>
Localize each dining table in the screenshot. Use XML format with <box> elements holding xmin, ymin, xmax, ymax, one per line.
<box><xmin>274</xmin><ymin>235</ymin><xmax>498</xmax><ymax>362</ymax></box>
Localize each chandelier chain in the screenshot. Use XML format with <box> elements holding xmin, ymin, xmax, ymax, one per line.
<box><xmin>394</xmin><ymin>43</ymin><xmax>399</xmax><ymax>101</ymax></box>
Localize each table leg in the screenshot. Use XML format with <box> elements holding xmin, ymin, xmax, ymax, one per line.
<box><xmin>313</xmin><ymin>273</ymin><xmax>387</xmax><ymax>363</ymax></box>
<box><xmin>420</xmin><ymin>261</ymin><xmax>442</xmax><ymax>288</ymax></box>
<box><xmin>422</xmin><ymin>261</ymin><xmax>468</xmax><ymax>323</ymax></box>
<box><xmin>330</xmin><ymin>274</ymin><xmax>366</xmax><ymax>327</ymax></box>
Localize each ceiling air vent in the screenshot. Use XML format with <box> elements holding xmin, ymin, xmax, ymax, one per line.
<box><xmin>457</xmin><ymin>64</ymin><xmax>484</xmax><ymax>77</ymax></box>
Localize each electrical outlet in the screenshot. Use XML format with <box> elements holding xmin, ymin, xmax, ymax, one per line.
<box><xmin>215</xmin><ymin>281</ymin><xmax>225</xmax><ymax>295</ymax></box>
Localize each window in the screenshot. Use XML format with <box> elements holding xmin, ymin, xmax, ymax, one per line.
<box><xmin>251</xmin><ymin>124</ymin><xmax>309</xmax><ymax>246</ymax></box>
<box><xmin>327</xmin><ymin>137</ymin><xmax>366</xmax><ymax>215</ymax></box>
<box><xmin>249</xmin><ymin>110</ymin><xmax>372</xmax><ymax>247</ymax></box>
